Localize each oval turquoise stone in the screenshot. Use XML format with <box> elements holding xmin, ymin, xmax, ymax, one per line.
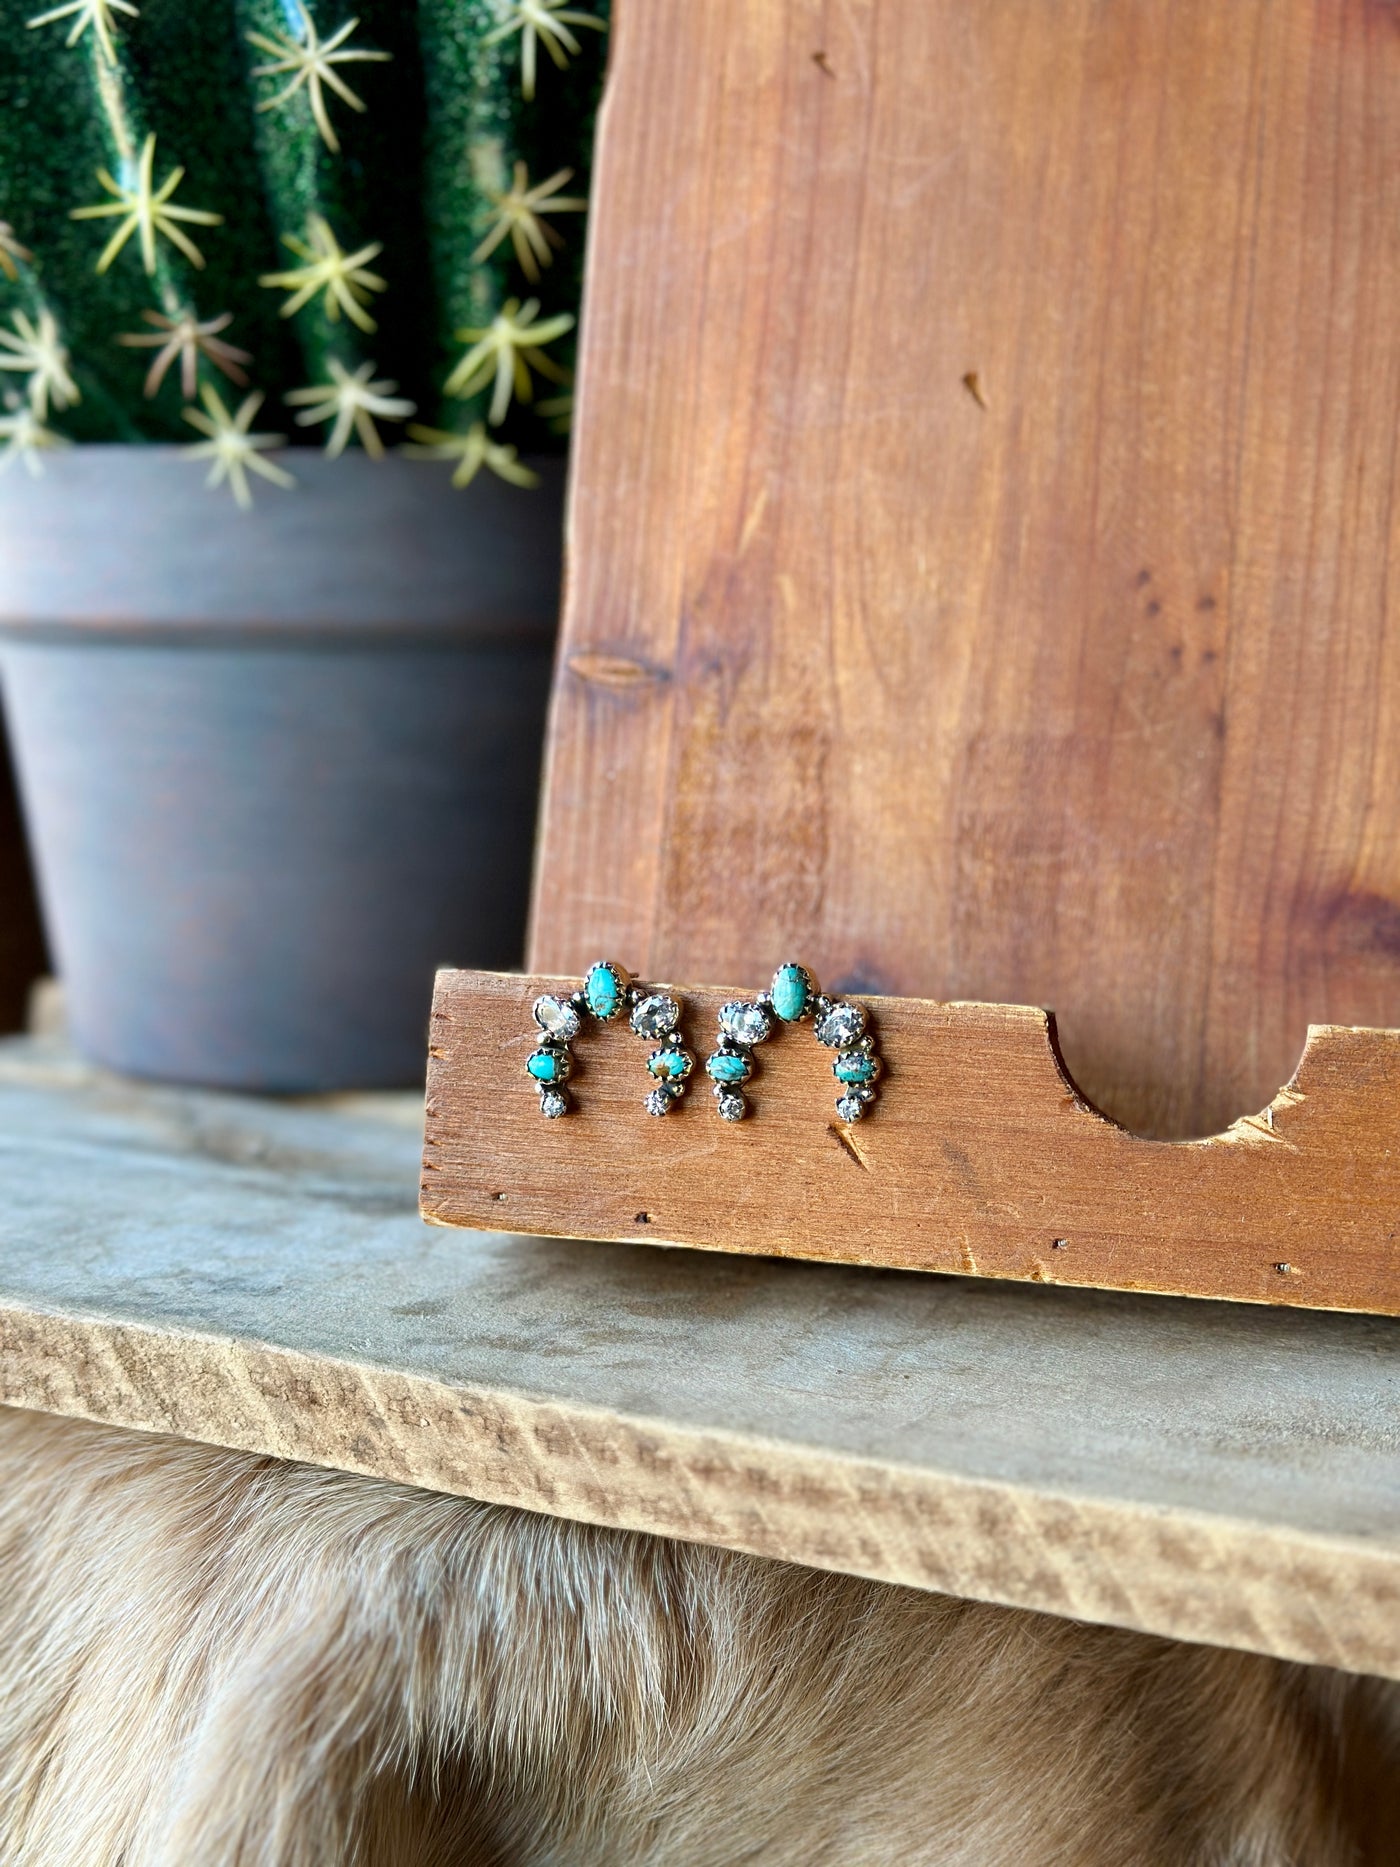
<box><xmin>834</xmin><ymin>1050</ymin><xmax>879</xmax><ymax>1085</ymax></box>
<box><xmin>584</xmin><ymin>961</ymin><xmax>624</xmax><ymax>1020</ymax></box>
<box><xmin>706</xmin><ymin>1051</ymin><xmax>752</xmax><ymax>1085</ymax></box>
<box><xmin>527</xmin><ymin>1047</ymin><xmax>570</xmax><ymax>1084</ymax></box>
<box><xmin>770</xmin><ymin>963</ymin><xmax>811</xmax><ymax>1022</ymax></box>
<box><xmin>647</xmin><ymin>1046</ymin><xmax>692</xmax><ymax>1081</ymax></box>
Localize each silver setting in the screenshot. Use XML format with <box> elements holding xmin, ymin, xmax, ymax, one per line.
<box><xmin>714</xmin><ymin>1088</ymin><xmax>748</xmax><ymax>1121</ymax></box>
<box><xmin>646</xmin><ymin>1044</ymin><xmax>695</xmax><ymax>1083</ymax></box>
<box><xmin>829</xmin><ymin>1031</ymin><xmax>884</xmax><ymax>1117</ymax></box>
<box><xmin>582</xmin><ymin>958</ymin><xmax>632</xmax><ymax>1021</ymax></box>
<box><xmin>539</xmin><ymin>1089</ymin><xmax>569</xmax><ymax>1119</ymax></box>
<box><xmin>645</xmin><ymin>1087</ymin><xmax>678</xmax><ymax>1116</ymax></box>
<box><xmin>769</xmin><ymin>961</ymin><xmax>819</xmax><ymax>1022</ymax></box>
<box><xmin>832</xmin><ymin>1035</ymin><xmax>882</xmax><ymax>1076</ymax></box>
<box><xmin>526</xmin><ymin>1044</ymin><xmax>573</xmax><ymax>1084</ymax></box>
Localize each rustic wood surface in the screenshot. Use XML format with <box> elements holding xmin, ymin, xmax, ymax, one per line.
<box><xmin>1</xmin><ymin>1037</ymin><xmax>1398</xmax><ymax>1679</ymax></box>
<box><xmin>424</xmin><ymin>970</ymin><xmax>1400</xmax><ymax>1315</ymax></box>
<box><xmin>533</xmin><ymin>0</ymin><xmax>1400</xmax><ymax>1145</ymax></box>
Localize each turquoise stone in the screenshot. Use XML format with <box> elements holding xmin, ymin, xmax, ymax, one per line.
<box><xmin>770</xmin><ymin>963</ymin><xmax>812</xmax><ymax>1022</ymax></box>
<box><xmin>833</xmin><ymin>1050</ymin><xmax>879</xmax><ymax>1086</ymax></box>
<box><xmin>647</xmin><ymin>1046</ymin><xmax>692</xmax><ymax>1081</ymax></box>
<box><xmin>584</xmin><ymin>961</ymin><xmax>625</xmax><ymax>1020</ymax></box>
<box><xmin>706</xmin><ymin>1051</ymin><xmax>752</xmax><ymax>1085</ymax></box>
<box><xmin>527</xmin><ymin>1047</ymin><xmax>571</xmax><ymax>1084</ymax></box>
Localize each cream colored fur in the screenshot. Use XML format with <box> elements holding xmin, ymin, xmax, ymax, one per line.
<box><xmin>0</xmin><ymin>1405</ymin><xmax>1394</xmax><ymax>1866</ymax></box>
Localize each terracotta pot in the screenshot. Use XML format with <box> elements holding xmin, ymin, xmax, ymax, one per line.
<box><xmin>0</xmin><ymin>447</ymin><xmax>563</xmax><ymax>1091</ymax></box>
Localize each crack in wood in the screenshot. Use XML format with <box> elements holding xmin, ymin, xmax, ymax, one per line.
<box><xmin>827</xmin><ymin>1123</ymin><xmax>871</xmax><ymax>1171</ymax></box>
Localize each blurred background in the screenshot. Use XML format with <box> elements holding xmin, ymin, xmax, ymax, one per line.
<box><xmin>0</xmin><ymin>725</ymin><xmax>44</xmax><ymax>1033</ymax></box>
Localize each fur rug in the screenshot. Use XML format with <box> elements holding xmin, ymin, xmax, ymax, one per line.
<box><xmin>0</xmin><ymin>1404</ymin><xmax>1394</xmax><ymax>1866</ymax></box>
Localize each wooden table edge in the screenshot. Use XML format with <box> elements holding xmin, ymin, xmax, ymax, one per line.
<box><xmin>2</xmin><ymin>1297</ymin><xmax>1394</xmax><ymax>1682</ymax></box>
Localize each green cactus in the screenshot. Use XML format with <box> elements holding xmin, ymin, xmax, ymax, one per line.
<box><xmin>0</xmin><ymin>0</ymin><xmax>607</xmax><ymax>483</ymax></box>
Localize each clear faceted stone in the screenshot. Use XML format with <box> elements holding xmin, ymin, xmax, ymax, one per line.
<box><xmin>533</xmin><ymin>994</ymin><xmax>581</xmax><ymax>1042</ymax></box>
<box><xmin>815</xmin><ymin>1001</ymin><xmax>867</xmax><ymax>1048</ymax></box>
<box><xmin>645</xmin><ymin>1087</ymin><xmax>676</xmax><ymax>1116</ymax></box>
<box><xmin>719</xmin><ymin>1000</ymin><xmax>771</xmax><ymax>1046</ymax></box>
<box><xmin>631</xmin><ymin>993</ymin><xmax>680</xmax><ymax>1038</ymax></box>
<box><xmin>539</xmin><ymin>1089</ymin><xmax>568</xmax><ymax>1118</ymax></box>
<box><xmin>715</xmin><ymin>1089</ymin><xmax>747</xmax><ymax>1121</ymax></box>
<box><xmin>835</xmin><ymin>1093</ymin><xmax>867</xmax><ymax>1123</ymax></box>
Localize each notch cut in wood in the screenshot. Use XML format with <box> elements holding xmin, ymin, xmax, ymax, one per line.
<box><xmin>422</xmin><ymin>971</ymin><xmax>1400</xmax><ymax>1317</ymax></box>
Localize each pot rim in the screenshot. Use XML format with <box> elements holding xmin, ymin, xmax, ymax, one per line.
<box><xmin>0</xmin><ymin>446</ymin><xmax>567</xmax><ymax>642</ymax></box>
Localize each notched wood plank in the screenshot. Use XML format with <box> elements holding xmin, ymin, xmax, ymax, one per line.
<box><xmin>422</xmin><ymin>971</ymin><xmax>1400</xmax><ymax>1316</ymax></box>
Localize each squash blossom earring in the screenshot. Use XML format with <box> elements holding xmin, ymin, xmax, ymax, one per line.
<box><xmin>525</xmin><ymin>961</ymin><xmax>696</xmax><ymax>1117</ymax></box>
<box><xmin>704</xmin><ymin>961</ymin><xmax>884</xmax><ymax>1121</ymax></box>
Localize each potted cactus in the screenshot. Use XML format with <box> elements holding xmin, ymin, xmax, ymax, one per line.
<box><xmin>0</xmin><ymin>0</ymin><xmax>607</xmax><ymax>1088</ymax></box>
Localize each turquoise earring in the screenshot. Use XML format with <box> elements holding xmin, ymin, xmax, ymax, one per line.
<box><xmin>525</xmin><ymin>961</ymin><xmax>696</xmax><ymax>1117</ymax></box>
<box><xmin>703</xmin><ymin>962</ymin><xmax>883</xmax><ymax>1122</ymax></box>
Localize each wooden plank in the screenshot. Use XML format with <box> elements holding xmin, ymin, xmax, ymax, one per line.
<box><xmin>424</xmin><ymin>969</ymin><xmax>1400</xmax><ymax>1315</ymax></box>
<box><xmin>533</xmin><ymin>0</ymin><xmax>1400</xmax><ymax>1144</ymax></box>
<box><xmin>2</xmin><ymin>1036</ymin><xmax>1399</xmax><ymax>1679</ymax></box>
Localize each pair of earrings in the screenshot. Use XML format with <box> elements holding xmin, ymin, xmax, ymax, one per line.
<box><xmin>524</xmin><ymin>960</ymin><xmax>884</xmax><ymax>1124</ymax></box>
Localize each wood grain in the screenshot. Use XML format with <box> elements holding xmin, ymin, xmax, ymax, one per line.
<box><xmin>3</xmin><ymin>1036</ymin><xmax>1399</xmax><ymax>1679</ymax></box>
<box><xmin>533</xmin><ymin>0</ymin><xmax>1400</xmax><ymax>1142</ymax></box>
<box><xmin>424</xmin><ymin>969</ymin><xmax>1400</xmax><ymax>1315</ymax></box>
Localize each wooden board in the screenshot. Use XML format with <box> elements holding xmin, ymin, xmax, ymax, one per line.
<box><xmin>424</xmin><ymin>969</ymin><xmax>1400</xmax><ymax>1314</ymax></box>
<box><xmin>533</xmin><ymin>0</ymin><xmax>1400</xmax><ymax>1146</ymax></box>
<box><xmin>2</xmin><ymin>1036</ymin><xmax>1399</xmax><ymax>1679</ymax></box>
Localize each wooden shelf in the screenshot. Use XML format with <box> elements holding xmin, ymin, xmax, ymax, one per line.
<box><xmin>2</xmin><ymin>1034</ymin><xmax>1397</xmax><ymax>1680</ymax></box>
